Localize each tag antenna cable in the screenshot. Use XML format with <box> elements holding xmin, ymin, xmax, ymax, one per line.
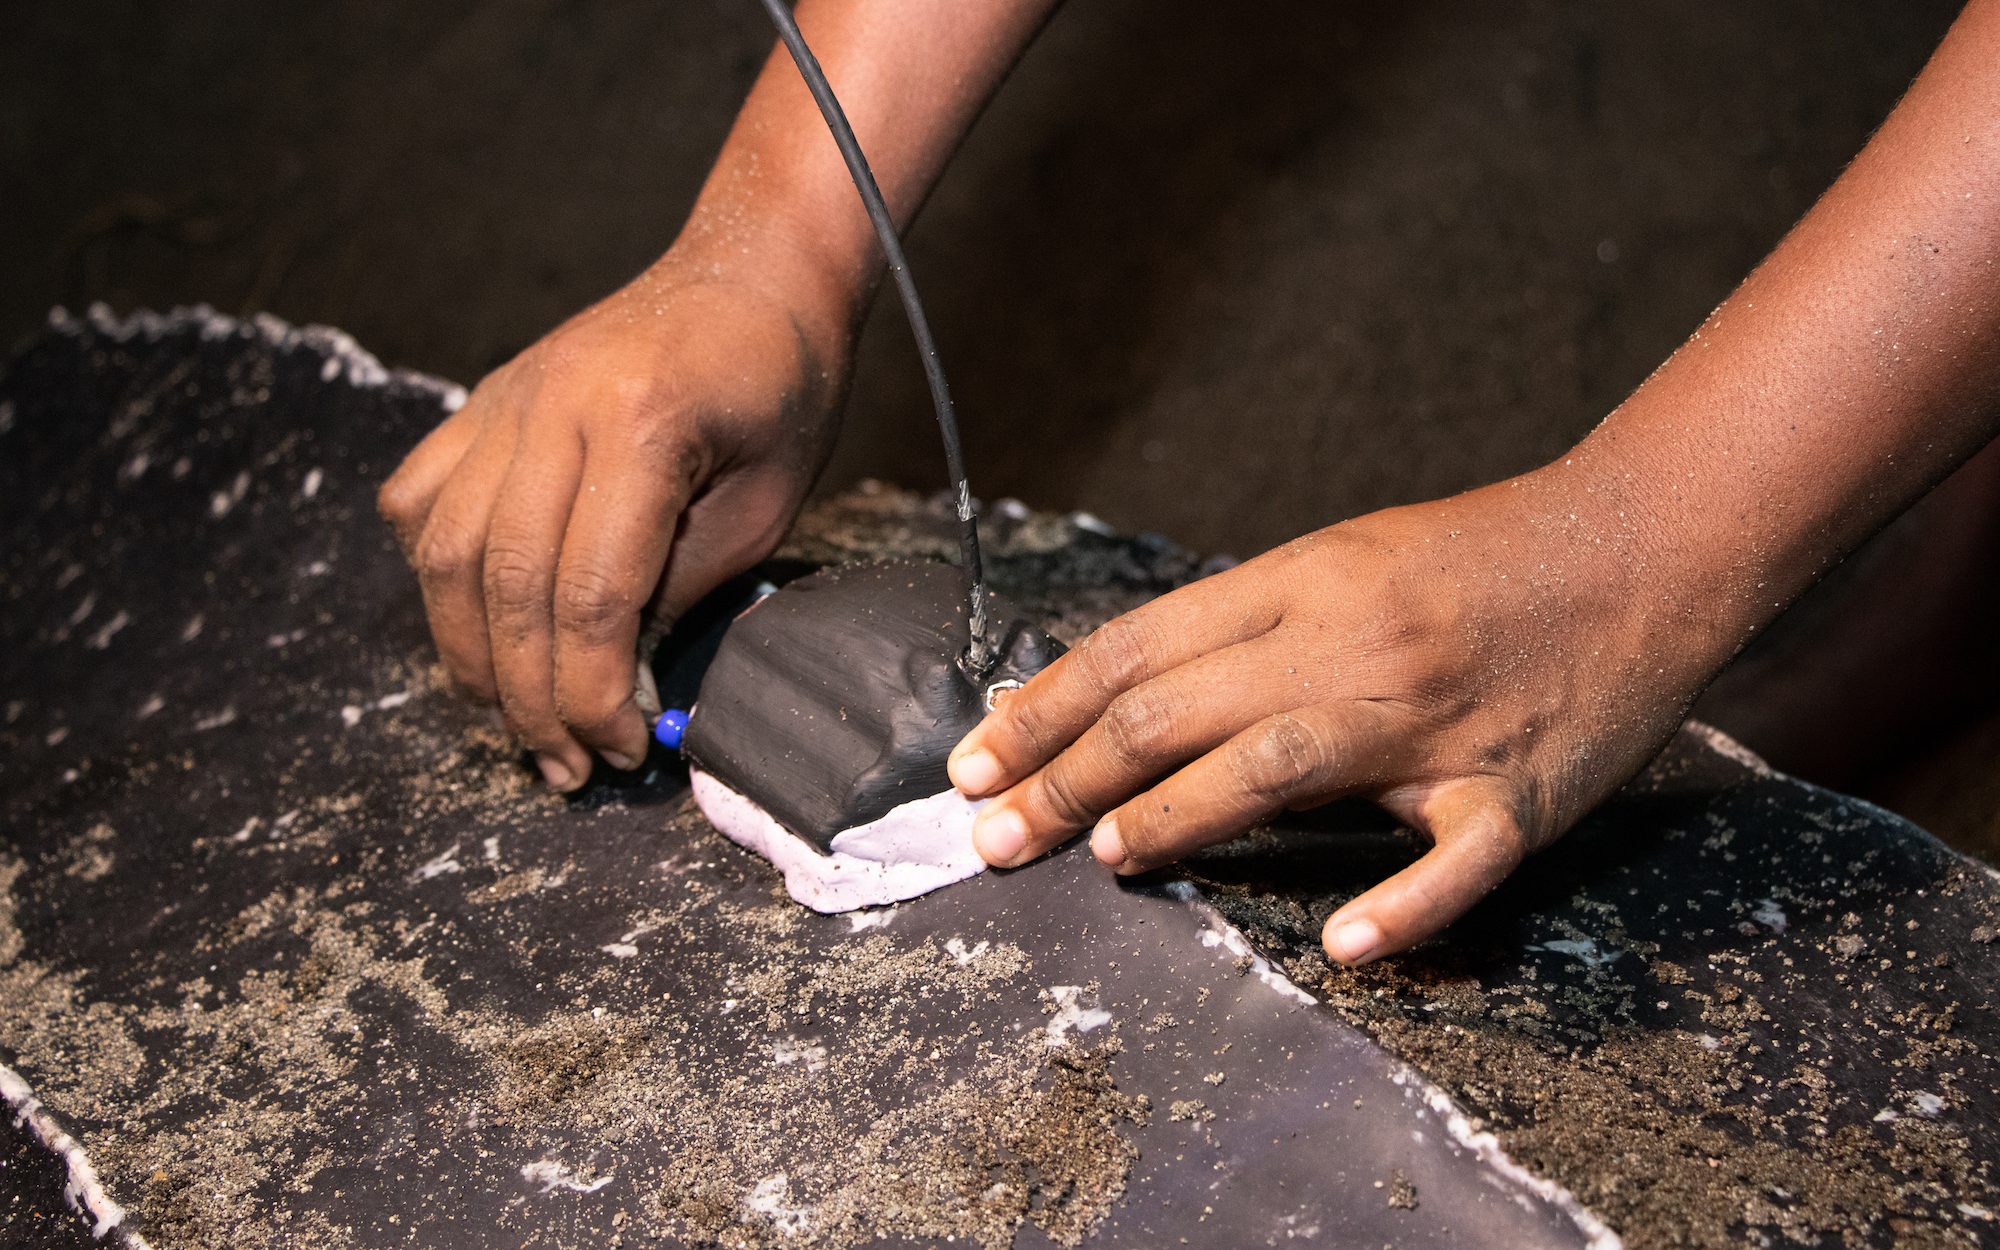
<box><xmin>756</xmin><ymin>0</ymin><xmax>996</xmax><ymax>677</ymax></box>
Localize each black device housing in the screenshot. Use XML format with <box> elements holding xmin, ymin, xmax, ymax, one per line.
<box><xmin>681</xmin><ymin>560</ymin><xmax>1062</xmax><ymax>850</ymax></box>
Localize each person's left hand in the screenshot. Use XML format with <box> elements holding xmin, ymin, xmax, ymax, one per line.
<box><xmin>947</xmin><ymin>465</ymin><xmax>1735</xmax><ymax>966</ymax></box>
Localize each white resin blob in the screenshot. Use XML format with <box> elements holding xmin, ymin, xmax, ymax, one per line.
<box><xmin>690</xmin><ymin>770</ymin><xmax>989</xmax><ymax>913</ymax></box>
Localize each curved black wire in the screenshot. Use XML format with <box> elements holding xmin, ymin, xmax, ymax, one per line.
<box><xmin>755</xmin><ymin>0</ymin><xmax>994</xmax><ymax>676</ymax></box>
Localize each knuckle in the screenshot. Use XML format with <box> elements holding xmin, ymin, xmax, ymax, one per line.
<box><xmin>1232</xmin><ymin>714</ymin><xmax>1328</xmax><ymax>801</ymax></box>
<box><xmin>1099</xmin><ymin>690</ymin><xmax>1176</xmax><ymax>763</ymax></box>
<box><xmin>415</xmin><ymin>521</ymin><xmax>481</xmax><ymax>589</ymax></box>
<box><xmin>1034</xmin><ymin>765</ymin><xmax>1096</xmax><ymax>830</ymax></box>
<box><xmin>554</xmin><ymin>564</ymin><xmax>632</xmax><ymax>643</ymax></box>
<box><xmin>592</xmin><ymin>371</ymin><xmax>676</xmax><ymax>439</ymax></box>
<box><xmin>1075</xmin><ymin>618</ymin><xmax>1155</xmax><ymax>696</ymax></box>
<box><xmin>482</xmin><ymin>544</ymin><xmax>550</xmax><ymax>620</ymax></box>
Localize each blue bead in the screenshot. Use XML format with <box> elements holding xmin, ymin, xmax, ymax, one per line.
<box><xmin>653</xmin><ymin>708</ymin><xmax>691</xmax><ymax>752</ymax></box>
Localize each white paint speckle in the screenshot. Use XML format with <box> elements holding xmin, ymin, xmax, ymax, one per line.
<box><xmin>209</xmin><ymin>470</ymin><xmax>251</xmax><ymax>518</ymax></box>
<box><xmin>944</xmin><ymin>937</ymin><xmax>988</xmax><ymax>966</ymax></box>
<box><xmin>300</xmin><ymin>467</ymin><xmax>324</xmax><ymax>499</ymax></box>
<box><xmin>180</xmin><ymin>614</ymin><xmax>205</xmax><ymax>642</ymax></box>
<box><xmin>136</xmin><ymin>694</ymin><xmax>165</xmax><ymax>720</ymax></box>
<box><xmin>1530</xmin><ymin>938</ymin><xmax>1623</xmax><ymax>968</ymax></box>
<box><xmin>600</xmin><ymin>943</ymin><xmax>640</xmax><ymax>959</ymax></box>
<box><xmin>745</xmin><ymin>1173</ymin><xmax>811</xmax><ymax>1234</ymax></box>
<box><xmin>773</xmin><ymin>1038</ymin><xmax>828</xmax><ymax>1072</ymax></box>
<box><xmin>85</xmin><ymin>610</ymin><xmax>131</xmax><ymax>651</ymax></box>
<box><xmin>193</xmin><ymin>706</ymin><xmax>238</xmax><ymax>732</ymax></box>
<box><xmin>341</xmin><ymin>689</ymin><xmax>415</xmax><ymax>728</ymax></box>
<box><xmin>1751</xmin><ymin>899</ymin><xmax>1788</xmax><ymax>933</ymax></box>
<box><xmin>846</xmin><ymin>907</ymin><xmax>898</xmax><ymax>932</ymax></box>
<box><xmin>413</xmin><ymin>844</ymin><xmax>464</xmax><ymax>881</ymax></box>
<box><xmin>1043</xmin><ymin>985</ymin><xmax>1112</xmax><ymax>1047</ymax></box>
<box><xmin>520</xmin><ymin>1160</ymin><xmax>612</xmax><ymax>1195</ymax></box>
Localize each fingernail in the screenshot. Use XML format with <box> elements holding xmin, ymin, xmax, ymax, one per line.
<box><xmin>950</xmin><ymin>748</ymin><xmax>1003</xmax><ymax>797</ymax></box>
<box><xmin>602</xmin><ymin>751</ymin><xmax>639</xmax><ymax>772</ymax></box>
<box><xmin>974</xmin><ymin>807</ymin><xmax>1027</xmax><ymax>866</ymax></box>
<box><xmin>1325</xmin><ymin>918</ymin><xmax>1383</xmax><ymax>966</ymax></box>
<box><xmin>1090</xmin><ymin>818</ymin><xmax>1126</xmax><ymax>868</ymax></box>
<box><xmin>536</xmin><ymin>754</ymin><xmax>575</xmax><ymax>790</ymax></box>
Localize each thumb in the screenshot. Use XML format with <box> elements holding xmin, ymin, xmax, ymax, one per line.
<box><xmin>1321</xmin><ymin>779</ymin><xmax>1529</xmax><ymax>966</ymax></box>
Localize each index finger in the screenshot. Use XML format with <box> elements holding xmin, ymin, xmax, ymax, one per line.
<box><xmin>550</xmin><ymin>443</ymin><xmax>700</xmax><ymax>766</ymax></box>
<box><xmin>947</xmin><ymin>571</ymin><xmax>1281</xmax><ymax>798</ymax></box>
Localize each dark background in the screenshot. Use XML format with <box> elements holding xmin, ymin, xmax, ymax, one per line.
<box><xmin>3</xmin><ymin>0</ymin><xmax>1965</xmax><ymax>553</ymax></box>
<box><xmin>6</xmin><ymin>0</ymin><xmax>1995</xmax><ymax>850</ymax></box>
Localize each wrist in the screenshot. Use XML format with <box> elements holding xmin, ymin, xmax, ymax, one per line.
<box><xmin>658</xmin><ymin>202</ymin><xmax>863</xmax><ymax>376</ymax></box>
<box><xmin>1524</xmin><ymin>433</ymin><xmax>1771</xmax><ymax>687</ymax></box>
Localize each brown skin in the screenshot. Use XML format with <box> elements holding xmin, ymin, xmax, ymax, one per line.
<box><xmin>954</xmin><ymin>0</ymin><xmax>2000</xmax><ymax>964</ymax></box>
<box><xmin>378</xmin><ymin>251</ymin><xmax>849</xmax><ymax>786</ymax></box>
<box><xmin>385</xmin><ymin>0</ymin><xmax>2000</xmax><ymax>965</ymax></box>
<box><xmin>378</xmin><ymin>0</ymin><xmax>1059</xmax><ymax>787</ymax></box>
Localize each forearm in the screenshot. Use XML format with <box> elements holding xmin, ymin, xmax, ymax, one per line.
<box><xmin>665</xmin><ymin>0</ymin><xmax>1059</xmax><ymax>347</ymax></box>
<box><xmin>1566</xmin><ymin>0</ymin><xmax>2000</xmax><ymax>666</ymax></box>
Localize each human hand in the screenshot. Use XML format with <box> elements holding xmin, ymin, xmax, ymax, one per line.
<box><xmin>379</xmin><ymin>253</ymin><xmax>849</xmax><ymax>790</ymax></box>
<box><xmin>948</xmin><ymin>468</ymin><xmax>1735</xmax><ymax>965</ymax></box>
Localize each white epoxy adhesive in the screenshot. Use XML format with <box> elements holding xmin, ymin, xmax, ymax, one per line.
<box><xmin>0</xmin><ymin>1061</ymin><xmax>152</xmax><ymax>1247</ymax></box>
<box><xmin>690</xmin><ymin>770</ymin><xmax>988</xmax><ymax>913</ymax></box>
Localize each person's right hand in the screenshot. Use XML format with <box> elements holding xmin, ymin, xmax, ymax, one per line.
<box><xmin>378</xmin><ymin>254</ymin><xmax>850</xmax><ymax>790</ymax></box>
